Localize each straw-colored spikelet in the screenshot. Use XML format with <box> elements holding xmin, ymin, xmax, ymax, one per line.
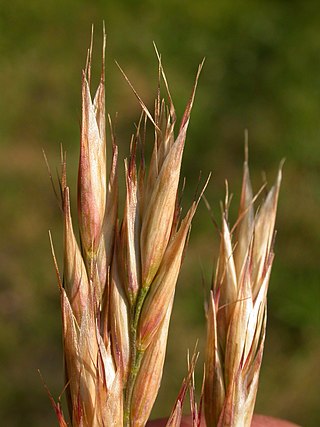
<box><xmin>57</xmin><ymin>32</ymin><xmax>122</xmax><ymax>427</ymax></box>
<box><xmin>204</xmin><ymin>154</ymin><xmax>282</xmax><ymax>427</ymax></box>
<box><xmin>118</xmin><ymin>55</ymin><xmax>204</xmax><ymax>427</ymax></box>
<box><xmin>50</xmin><ymin>32</ymin><xmax>204</xmax><ymax>427</ymax></box>
<box><xmin>165</xmin><ymin>350</ymin><xmax>201</xmax><ymax>427</ymax></box>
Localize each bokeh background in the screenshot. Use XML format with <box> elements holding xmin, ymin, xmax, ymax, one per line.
<box><xmin>1</xmin><ymin>1</ymin><xmax>319</xmax><ymax>426</ymax></box>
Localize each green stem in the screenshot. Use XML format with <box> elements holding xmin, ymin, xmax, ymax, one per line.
<box><xmin>123</xmin><ymin>286</ymin><xmax>148</xmax><ymax>426</ymax></box>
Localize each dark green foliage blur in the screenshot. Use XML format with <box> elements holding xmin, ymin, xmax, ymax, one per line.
<box><xmin>0</xmin><ymin>1</ymin><xmax>319</xmax><ymax>425</ymax></box>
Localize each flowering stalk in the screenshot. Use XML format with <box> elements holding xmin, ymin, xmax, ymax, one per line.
<box><xmin>204</xmin><ymin>155</ymin><xmax>282</xmax><ymax>427</ymax></box>
<box><xmin>50</xmin><ymin>32</ymin><xmax>204</xmax><ymax>427</ymax></box>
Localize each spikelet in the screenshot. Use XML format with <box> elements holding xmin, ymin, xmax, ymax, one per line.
<box><xmin>120</xmin><ymin>56</ymin><xmax>204</xmax><ymax>427</ymax></box>
<box><xmin>165</xmin><ymin>350</ymin><xmax>200</xmax><ymax>427</ymax></box>
<box><xmin>52</xmin><ymin>30</ymin><xmax>123</xmax><ymax>426</ymax></box>
<box><xmin>204</xmin><ymin>154</ymin><xmax>282</xmax><ymax>427</ymax></box>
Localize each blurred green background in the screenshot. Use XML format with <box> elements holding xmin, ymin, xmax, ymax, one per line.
<box><xmin>1</xmin><ymin>1</ymin><xmax>319</xmax><ymax>426</ymax></box>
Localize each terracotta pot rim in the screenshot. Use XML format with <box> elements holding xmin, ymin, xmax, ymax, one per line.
<box><xmin>146</xmin><ymin>413</ymin><xmax>301</xmax><ymax>427</ymax></box>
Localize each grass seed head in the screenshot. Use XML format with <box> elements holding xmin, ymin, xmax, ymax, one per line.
<box><xmin>204</xmin><ymin>160</ymin><xmax>282</xmax><ymax>427</ymax></box>
<box><xmin>52</xmin><ymin>32</ymin><xmax>203</xmax><ymax>427</ymax></box>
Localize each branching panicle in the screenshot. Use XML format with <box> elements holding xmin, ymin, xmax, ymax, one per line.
<box><xmin>50</xmin><ymin>31</ymin><xmax>204</xmax><ymax>427</ymax></box>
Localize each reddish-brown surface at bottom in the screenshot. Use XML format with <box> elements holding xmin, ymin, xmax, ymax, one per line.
<box><xmin>146</xmin><ymin>414</ymin><xmax>300</xmax><ymax>427</ymax></box>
